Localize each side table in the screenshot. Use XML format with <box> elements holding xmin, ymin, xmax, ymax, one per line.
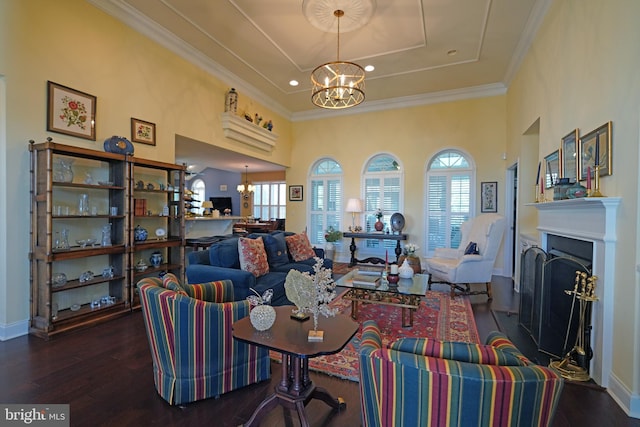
<box><xmin>232</xmin><ymin>306</ymin><xmax>359</xmax><ymax>427</ymax></box>
<box><xmin>343</xmin><ymin>232</ymin><xmax>407</xmax><ymax>267</ymax></box>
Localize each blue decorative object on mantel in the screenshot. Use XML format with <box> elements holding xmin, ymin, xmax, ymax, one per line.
<box><xmin>104</xmin><ymin>136</ymin><xmax>134</xmax><ymax>155</ymax></box>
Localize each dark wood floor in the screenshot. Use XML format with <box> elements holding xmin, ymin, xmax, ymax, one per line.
<box><xmin>1</xmin><ymin>277</ymin><xmax>638</xmax><ymax>427</ymax></box>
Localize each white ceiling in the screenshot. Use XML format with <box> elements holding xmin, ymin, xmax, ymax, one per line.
<box><xmin>89</xmin><ymin>0</ymin><xmax>551</xmax><ymax>172</ymax></box>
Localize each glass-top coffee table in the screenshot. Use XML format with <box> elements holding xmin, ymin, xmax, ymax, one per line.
<box><xmin>335</xmin><ymin>270</ymin><xmax>428</xmax><ymax>327</ymax></box>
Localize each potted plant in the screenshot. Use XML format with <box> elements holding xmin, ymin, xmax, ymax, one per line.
<box><xmin>400</xmin><ymin>243</ymin><xmax>422</xmax><ymax>274</ymax></box>
<box><xmin>324</xmin><ymin>226</ymin><xmax>342</xmax><ymax>260</ymax></box>
<box><xmin>374</xmin><ymin>208</ymin><xmax>384</xmax><ymax>231</ymax></box>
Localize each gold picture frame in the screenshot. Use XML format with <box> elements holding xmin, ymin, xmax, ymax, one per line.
<box><xmin>578</xmin><ymin>122</ymin><xmax>612</xmax><ymax>181</ymax></box>
<box><xmin>131</xmin><ymin>117</ymin><xmax>156</xmax><ymax>146</ymax></box>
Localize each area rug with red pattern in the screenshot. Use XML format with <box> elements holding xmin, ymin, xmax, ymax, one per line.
<box><xmin>271</xmin><ymin>289</ymin><xmax>480</xmax><ymax>382</ymax></box>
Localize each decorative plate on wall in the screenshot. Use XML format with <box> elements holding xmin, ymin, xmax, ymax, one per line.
<box><xmin>390</xmin><ymin>213</ymin><xmax>405</xmax><ymax>233</ymax></box>
<box><xmin>103</xmin><ymin>136</ymin><xmax>134</xmax><ymax>155</ymax></box>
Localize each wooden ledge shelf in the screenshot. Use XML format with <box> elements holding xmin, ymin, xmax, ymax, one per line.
<box><xmin>220</xmin><ymin>112</ymin><xmax>278</xmax><ymax>151</ymax></box>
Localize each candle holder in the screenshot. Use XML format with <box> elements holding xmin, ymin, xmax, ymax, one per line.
<box><xmin>589</xmin><ymin>165</ymin><xmax>604</xmax><ymax>197</ymax></box>
<box><xmin>534</xmin><ymin>185</ymin><xmax>546</xmax><ymax>203</ymax></box>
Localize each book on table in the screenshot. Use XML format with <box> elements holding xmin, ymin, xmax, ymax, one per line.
<box><xmin>351</xmin><ymin>273</ymin><xmax>381</xmax><ymax>287</ymax></box>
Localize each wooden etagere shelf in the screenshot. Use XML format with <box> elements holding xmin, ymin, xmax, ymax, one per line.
<box><xmin>29</xmin><ymin>139</ymin><xmax>186</xmax><ymax>338</ymax></box>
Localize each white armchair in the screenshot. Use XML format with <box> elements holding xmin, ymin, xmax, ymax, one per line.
<box><xmin>425</xmin><ymin>213</ymin><xmax>506</xmax><ymax>299</ymax></box>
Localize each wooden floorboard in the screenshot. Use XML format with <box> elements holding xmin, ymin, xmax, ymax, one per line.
<box><xmin>0</xmin><ymin>276</ymin><xmax>638</xmax><ymax>427</ymax></box>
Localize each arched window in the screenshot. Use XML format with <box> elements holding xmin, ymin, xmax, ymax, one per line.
<box><xmin>363</xmin><ymin>154</ymin><xmax>402</xmax><ymax>252</ymax></box>
<box><xmin>190</xmin><ymin>178</ymin><xmax>206</xmax><ymax>215</ymax></box>
<box><xmin>425</xmin><ymin>149</ymin><xmax>474</xmax><ymax>256</ymax></box>
<box><xmin>309</xmin><ymin>158</ymin><xmax>343</xmax><ymax>245</ymax></box>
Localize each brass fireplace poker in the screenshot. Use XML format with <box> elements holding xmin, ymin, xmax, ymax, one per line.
<box><xmin>549</xmin><ymin>271</ymin><xmax>598</xmax><ymax>382</ymax></box>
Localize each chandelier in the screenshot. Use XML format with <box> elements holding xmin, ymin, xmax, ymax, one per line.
<box><xmin>237</xmin><ymin>165</ymin><xmax>255</xmax><ymax>200</ymax></box>
<box><xmin>311</xmin><ymin>9</ymin><xmax>365</xmax><ymax>109</ymax></box>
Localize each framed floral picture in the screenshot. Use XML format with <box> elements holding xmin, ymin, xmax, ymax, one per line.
<box><xmin>47</xmin><ymin>81</ymin><xmax>96</xmax><ymax>140</ymax></box>
<box><xmin>481</xmin><ymin>181</ymin><xmax>497</xmax><ymax>213</ymax></box>
<box><xmin>289</xmin><ymin>185</ymin><xmax>303</xmax><ymax>201</ymax></box>
<box><xmin>131</xmin><ymin>117</ymin><xmax>156</xmax><ymax>146</ymax></box>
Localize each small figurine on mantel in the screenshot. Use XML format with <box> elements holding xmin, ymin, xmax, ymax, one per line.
<box><xmin>254</xmin><ymin>113</ymin><xmax>262</xmax><ymax>126</ymax></box>
<box><xmin>263</xmin><ymin>120</ymin><xmax>273</xmax><ymax>132</ymax></box>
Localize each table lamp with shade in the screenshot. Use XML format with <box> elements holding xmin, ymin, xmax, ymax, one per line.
<box><xmin>201</xmin><ymin>200</ymin><xmax>213</xmax><ymax>216</ymax></box>
<box><xmin>345</xmin><ymin>198</ymin><xmax>363</xmax><ymax>230</ymax></box>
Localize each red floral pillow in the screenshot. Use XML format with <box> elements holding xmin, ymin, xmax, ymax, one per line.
<box><xmin>285</xmin><ymin>233</ymin><xmax>316</xmax><ymax>262</ymax></box>
<box><xmin>238</xmin><ymin>236</ymin><xmax>269</xmax><ymax>277</ymax></box>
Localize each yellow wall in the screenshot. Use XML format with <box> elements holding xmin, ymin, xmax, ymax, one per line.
<box><xmin>506</xmin><ymin>0</ymin><xmax>640</xmax><ymax>402</ymax></box>
<box><xmin>289</xmin><ymin>96</ymin><xmax>508</xmax><ymax>256</ymax></box>
<box><xmin>0</xmin><ymin>0</ymin><xmax>291</xmax><ymax>326</ymax></box>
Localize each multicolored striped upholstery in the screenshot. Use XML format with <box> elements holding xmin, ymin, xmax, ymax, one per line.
<box><xmin>359</xmin><ymin>320</ymin><xmax>564</xmax><ymax>427</ymax></box>
<box><xmin>137</xmin><ymin>275</ymin><xmax>271</xmax><ymax>405</ymax></box>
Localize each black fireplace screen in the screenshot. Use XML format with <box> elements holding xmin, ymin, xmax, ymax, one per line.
<box><xmin>519</xmin><ymin>235</ymin><xmax>593</xmax><ymax>362</ymax></box>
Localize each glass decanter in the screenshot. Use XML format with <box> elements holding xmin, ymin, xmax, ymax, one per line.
<box><xmin>101</xmin><ymin>223</ymin><xmax>112</xmax><ymax>247</ymax></box>
<box><xmin>53</xmin><ymin>158</ymin><xmax>74</xmax><ymax>183</ymax></box>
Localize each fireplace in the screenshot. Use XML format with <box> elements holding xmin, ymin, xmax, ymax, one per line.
<box><xmin>530</xmin><ymin>197</ymin><xmax>620</xmax><ymax>387</ymax></box>
<box><xmin>539</xmin><ymin>235</ymin><xmax>592</xmax><ymax>359</ymax></box>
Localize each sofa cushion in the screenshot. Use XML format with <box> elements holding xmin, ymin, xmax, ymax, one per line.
<box><xmin>248</xmin><ymin>232</ymin><xmax>290</xmax><ymax>268</ymax></box>
<box><xmin>208</xmin><ymin>237</ymin><xmax>240</xmax><ymax>268</ymax></box>
<box><xmin>285</xmin><ymin>233</ymin><xmax>316</xmax><ymax>262</ymax></box>
<box><xmin>254</xmin><ymin>272</ymin><xmax>289</xmax><ymax>305</ymax></box>
<box><xmin>266</xmin><ymin>232</ymin><xmax>290</xmax><ymax>267</ymax></box>
<box><xmin>238</xmin><ymin>236</ymin><xmax>270</xmax><ymax>277</ymax></box>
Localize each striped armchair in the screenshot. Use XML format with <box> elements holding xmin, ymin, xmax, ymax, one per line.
<box><xmin>137</xmin><ymin>273</ymin><xmax>271</xmax><ymax>405</ymax></box>
<box><xmin>358</xmin><ymin>320</ymin><xmax>563</xmax><ymax>427</ymax></box>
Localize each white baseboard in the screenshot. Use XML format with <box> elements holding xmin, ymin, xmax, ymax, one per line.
<box><xmin>607</xmin><ymin>370</ymin><xmax>640</xmax><ymax>419</ymax></box>
<box><xmin>0</xmin><ymin>319</ymin><xmax>29</xmax><ymax>341</ymax></box>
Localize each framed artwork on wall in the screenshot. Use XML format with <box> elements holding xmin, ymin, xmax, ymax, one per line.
<box><xmin>47</xmin><ymin>81</ymin><xmax>96</xmax><ymax>141</ymax></box>
<box><xmin>544</xmin><ymin>150</ymin><xmax>560</xmax><ymax>188</ymax></box>
<box><xmin>480</xmin><ymin>181</ymin><xmax>497</xmax><ymax>213</ymax></box>
<box><xmin>561</xmin><ymin>129</ymin><xmax>578</xmax><ymax>182</ymax></box>
<box><xmin>579</xmin><ymin>121</ymin><xmax>612</xmax><ymax>181</ymax></box>
<box><xmin>131</xmin><ymin>117</ymin><xmax>156</xmax><ymax>146</ymax></box>
<box><xmin>289</xmin><ymin>185</ymin><xmax>303</xmax><ymax>201</ymax></box>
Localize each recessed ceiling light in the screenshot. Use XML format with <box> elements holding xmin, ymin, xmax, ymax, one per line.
<box><xmin>447</xmin><ymin>49</ymin><xmax>458</xmax><ymax>56</ymax></box>
<box><xmin>364</xmin><ymin>65</ymin><xmax>375</xmax><ymax>72</ymax></box>
<box><xmin>289</xmin><ymin>80</ymin><xmax>299</xmax><ymax>86</ymax></box>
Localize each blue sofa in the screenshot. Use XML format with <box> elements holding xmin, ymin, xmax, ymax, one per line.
<box><xmin>186</xmin><ymin>231</ymin><xmax>332</xmax><ymax>306</ymax></box>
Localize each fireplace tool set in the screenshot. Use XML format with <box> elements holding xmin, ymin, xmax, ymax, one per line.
<box><xmin>549</xmin><ymin>271</ymin><xmax>598</xmax><ymax>381</ymax></box>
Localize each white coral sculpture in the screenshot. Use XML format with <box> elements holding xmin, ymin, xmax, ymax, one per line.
<box><xmin>284</xmin><ymin>257</ymin><xmax>337</xmax><ymax>331</ymax></box>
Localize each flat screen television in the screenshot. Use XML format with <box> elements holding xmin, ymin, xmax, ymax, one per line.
<box><xmin>209</xmin><ymin>197</ymin><xmax>233</xmax><ymax>214</ymax></box>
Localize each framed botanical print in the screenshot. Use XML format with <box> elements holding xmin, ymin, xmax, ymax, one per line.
<box><xmin>47</xmin><ymin>81</ymin><xmax>96</xmax><ymax>140</ymax></box>
<box><xmin>561</xmin><ymin>129</ymin><xmax>578</xmax><ymax>182</ymax></box>
<box><xmin>480</xmin><ymin>182</ymin><xmax>497</xmax><ymax>213</ymax></box>
<box><xmin>131</xmin><ymin>117</ymin><xmax>156</xmax><ymax>146</ymax></box>
<box><xmin>579</xmin><ymin>122</ymin><xmax>612</xmax><ymax>181</ymax></box>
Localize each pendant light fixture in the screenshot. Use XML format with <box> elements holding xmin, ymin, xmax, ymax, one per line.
<box><xmin>310</xmin><ymin>9</ymin><xmax>366</xmax><ymax>109</ymax></box>
<box><xmin>237</xmin><ymin>165</ymin><xmax>255</xmax><ymax>200</ymax></box>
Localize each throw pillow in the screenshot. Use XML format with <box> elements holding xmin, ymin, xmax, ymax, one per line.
<box><xmin>266</xmin><ymin>232</ymin><xmax>290</xmax><ymax>267</ymax></box>
<box><xmin>238</xmin><ymin>236</ymin><xmax>270</xmax><ymax>277</ymax></box>
<box><xmin>285</xmin><ymin>233</ymin><xmax>316</xmax><ymax>262</ymax></box>
<box><xmin>464</xmin><ymin>241</ymin><xmax>479</xmax><ymax>255</ymax></box>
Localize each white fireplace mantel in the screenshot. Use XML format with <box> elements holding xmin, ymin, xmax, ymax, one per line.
<box><xmin>530</xmin><ymin>197</ymin><xmax>621</xmax><ymax>387</ymax></box>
